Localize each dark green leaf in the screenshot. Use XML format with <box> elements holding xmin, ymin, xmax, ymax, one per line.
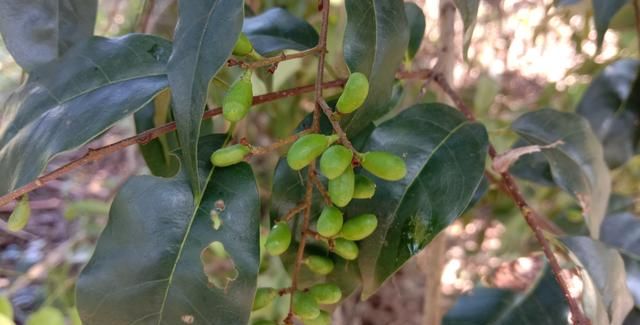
<box><xmin>134</xmin><ymin>91</ymin><xmax>180</xmax><ymax>178</ymax></box>
<box><xmin>168</xmin><ymin>0</ymin><xmax>244</xmax><ymax>195</ymax></box>
<box><xmin>559</xmin><ymin>236</ymin><xmax>633</xmax><ymax>324</ymax></box>
<box><xmin>0</xmin><ymin>0</ymin><xmax>97</xmax><ymax>71</ymax></box>
<box><xmin>592</xmin><ymin>0</ymin><xmax>629</xmax><ymax>48</ymax></box>
<box><xmin>242</xmin><ymin>8</ymin><xmax>319</xmax><ymax>56</ymax></box>
<box><xmin>443</xmin><ymin>267</ymin><xmax>570</xmax><ymax>325</ymax></box>
<box><xmin>404</xmin><ymin>2</ymin><xmax>425</xmax><ymax>59</ymax></box>
<box><xmin>351</xmin><ymin>103</ymin><xmax>488</xmax><ymax>297</ymax></box>
<box><xmin>0</xmin><ymin>34</ymin><xmax>171</xmax><ymax>196</ymax></box>
<box><xmin>342</xmin><ymin>0</ymin><xmax>409</xmax><ymax>135</ymax></box>
<box><xmin>511</xmin><ymin>109</ymin><xmax>610</xmax><ymax>238</ymax></box>
<box><xmin>601</xmin><ymin>211</ymin><xmax>640</xmax><ymax>307</ymax></box>
<box><xmin>576</xmin><ymin>59</ymin><xmax>640</xmax><ymax>169</ymax></box>
<box><xmin>77</xmin><ymin>135</ymin><xmax>261</xmax><ymax>325</ymax></box>
<box><xmin>453</xmin><ymin>0</ymin><xmax>480</xmax><ymax>60</ymax></box>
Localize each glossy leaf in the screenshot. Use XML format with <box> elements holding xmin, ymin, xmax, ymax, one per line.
<box><xmin>168</xmin><ymin>0</ymin><xmax>244</xmax><ymax>195</ymax></box>
<box><xmin>453</xmin><ymin>0</ymin><xmax>480</xmax><ymax>60</ymax></box>
<box><xmin>77</xmin><ymin>135</ymin><xmax>261</xmax><ymax>325</ymax></box>
<box><xmin>576</xmin><ymin>59</ymin><xmax>640</xmax><ymax>169</ymax></box>
<box><xmin>601</xmin><ymin>211</ymin><xmax>640</xmax><ymax>307</ymax></box>
<box><xmin>0</xmin><ymin>34</ymin><xmax>171</xmax><ymax>196</ymax></box>
<box><xmin>592</xmin><ymin>0</ymin><xmax>629</xmax><ymax>48</ymax></box>
<box><xmin>509</xmin><ymin>140</ymin><xmax>556</xmax><ymax>187</ymax></box>
<box><xmin>242</xmin><ymin>8</ymin><xmax>319</xmax><ymax>56</ymax></box>
<box><xmin>443</xmin><ymin>267</ymin><xmax>569</xmax><ymax>325</ymax></box>
<box><xmin>0</xmin><ymin>0</ymin><xmax>97</xmax><ymax>71</ymax></box>
<box><xmin>558</xmin><ymin>236</ymin><xmax>634</xmax><ymax>324</ymax></box>
<box><xmin>342</xmin><ymin>0</ymin><xmax>409</xmax><ymax>135</ymax></box>
<box><xmin>404</xmin><ymin>2</ymin><xmax>425</xmax><ymax>59</ymax></box>
<box><xmin>134</xmin><ymin>91</ymin><xmax>180</xmax><ymax>177</ymax></box>
<box><xmin>349</xmin><ymin>103</ymin><xmax>488</xmax><ymax>297</ymax></box>
<box><xmin>511</xmin><ymin>109</ymin><xmax>610</xmax><ymax>238</ymax></box>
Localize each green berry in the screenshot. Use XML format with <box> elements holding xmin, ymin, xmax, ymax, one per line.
<box><xmin>316</xmin><ymin>206</ymin><xmax>343</xmax><ymax>237</ymax></box>
<box><xmin>26</xmin><ymin>307</ymin><xmax>65</xmax><ymax>325</ymax></box>
<box><xmin>287</xmin><ymin>134</ymin><xmax>338</xmax><ymax>170</ymax></box>
<box><xmin>340</xmin><ymin>213</ymin><xmax>378</xmax><ymax>241</ymax></box>
<box><xmin>333</xmin><ymin>238</ymin><xmax>359</xmax><ymax>260</ymax></box>
<box><xmin>353</xmin><ymin>175</ymin><xmax>376</xmax><ymax>199</ymax></box>
<box><xmin>233</xmin><ymin>33</ymin><xmax>253</xmax><ymax>56</ymax></box>
<box><xmin>320</xmin><ymin>145</ymin><xmax>353</xmax><ymax>180</ymax></box>
<box><xmin>309</xmin><ymin>283</ymin><xmax>342</xmax><ymax>305</ymax></box>
<box><xmin>253</xmin><ymin>287</ymin><xmax>278</xmax><ymax>311</ymax></box>
<box><xmin>304</xmin><ymin>255</ymin><xmax>334</xmax><ymax>275</ymax></box>
<box><xmin>292</xmin><ymin>291</ymin><xmax>320</xmax><ymax>320</ymax></box>
<box><xmin>265</xmin><ymin>222</ymin><xmax>292</xmax><ymax>256</ymax></box>
<box><xmin>361</xmin><ymin>151</ymin><xmax>407</xmax><ymax>181</ymax></box>
<box><xmin>328</xmin><ymin>166</ymin><xmax>354</xmax><ymax>208</ymax></box>
<box><xmin>8</xmin><ymin>195</ymin><xmax>30</xmax><ymax>232</ymax></box>
<box><xmin>210</xmin><ymin>144</ymin><xmax>250</xmax><ymax>167</ymax></box>
<box><xmin>305</xmin><ymin>310</ymin><xmax>332</xmax><ymax>325</ymax></box>
<box><xmin>336</xmin><ymin>72</ymin><xmax>369</xmax><ymax>114</ymax></box>
<box><xmin>223</xmin><ymin>71</ymin><xmax>253</xmax><ymax>122</ymax></box>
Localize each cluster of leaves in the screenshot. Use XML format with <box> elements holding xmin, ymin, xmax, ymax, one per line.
<box><xmin>0</xmin><ymin>0</ymin><xmax>639</xmax><ymax>324</ymax></box>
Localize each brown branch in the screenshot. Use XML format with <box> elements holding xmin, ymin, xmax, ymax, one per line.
<box><xmin>0</xmin><ymin>79</ymin><xmax>346</xmax><ymax>209</ymax></box>
<box><xmin>318</xmin><ymin>99</ymin><xmax>359</xmax><ymax>154</ymax></box>
<box><xmin>398</xmin><ymin>68</ymin><xmax>589</xmax><ymax>325</ymax></box>
<box><xmin>248</xmin><ymin>130</ymin><xmax>312</xmax><ymax>156</ymax></box>
<box><xmin>285</xmin><ymin>1</ymin><xmax>331</xmax><ymax>324</ymax></box>
<box><xmin>280</xmin><ymin>203</ymin><xmax>308</xmax><ymax>223</ymax></box>
<box><xmin>309</xmin><ymin>171</ymin><xmax>332</xmax><ymax>206</ymax></box>
<box><xmin>138</xmin><ymin>0</ymin><xmax>156</xmax><ymax>33</ymax></box>
<box><xmin>228</xmin><ymin>47</ymin><xmax>321</xmax><ymax>70</ymax></box>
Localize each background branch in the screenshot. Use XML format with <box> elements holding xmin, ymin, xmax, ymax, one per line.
<box><xmin>0</xmin><ymin>79</ymin><xmax>346</xmax><ymax>209</ymax></box>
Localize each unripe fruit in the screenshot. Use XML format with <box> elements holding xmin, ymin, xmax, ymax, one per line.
<box><xmin>305</xmin><ymin>310</ymin><xmax>331</xmax><ymax>325</ymax></box>
<box><xmin>309</xmin><ymin>283</ymin><xmax>342</xmax><ymax>304</ymax></box>
<box><xmin>265</xmin><ymin>222</ymin><xmax>292</xmax><ymax>256</ymax></box>
<box><xmin>253</xmin><ymin>320</ymin><xmax>278</xmax><ymax>325</ymax></box>
<box><xmin>292</xmin><ymin>291</ymin><xmax>320</xmax><ymax>320</ymax></box>
<box><xmin>333</xmin><ymin>238</ymin><xmax>359</xmax><ymax>260</ymax></box>
<box><xmin>287</xmin><ymin>134</ymin><xmax>338</xmax><ymax>170</ymax></box>
<box><xmin>8</xmin><ymin>195</ymin><xmax>30</xmax><ymax>232</ymax></box>
<box><xmin>328</xmin><ymin>166</ymin><xmax>354</xmax><ymax>207</ymax></box>
<box><xmin>340</xmin><ymin>213</ymin><xmax>378</xmax><ymax>241</ymax></box>
<box><xmin>353</xmin><ymin>175</ymin><xmax>376</xmax><ymax>199</ymax></box>
<box><xmin>223</xmin><ymin>71</ymin><xmax>253</xmax><ymax>122</ymax></box>
<box><xmin>336</xmin><ymin>72</ymin><xmax>369</xmax><ymax>114</ymax></box>
<box><xmin>361</xmin><ymin>151</ymin><xmax>407</xmax><ymax>181</ymax></box>
<box><xmin>253</xmin><ymin>287</ymin><xmax>278</xmax><ymax>311</ymax></box>
<box><xmin>316</xmin><ymin>206</ymin><xmax>343</xmax><ymax>237</ymax></box>
<box><xmin>233</xmin><ymin>33</ymin><xmax>253</xmax><ymax>56</ymax></box>
<box><xmin>210</xmin><ymin>144</ymin><xmax>250</xmax><ymax>167</ymax></box>
<box><xmin>304</xmin><ymin>255</ymin><xmax>334</xmax><ymax>275</ymax></box>
<box><xmin>320</xmin><ymin>145</ymin><xmax>353</xmax><ymax>180</ymax></box>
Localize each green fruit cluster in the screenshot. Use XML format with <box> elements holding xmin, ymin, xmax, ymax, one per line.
<box><xmin>254</xmin><ymin>72</ymin><xmax>410</xmax><ymax>324</ymax></box>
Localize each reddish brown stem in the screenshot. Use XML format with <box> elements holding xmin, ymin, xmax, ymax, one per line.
<box><xmin>229</xmin><ymin>47</ymin><xmax>321</xmax><ymax>70</ymax></box>
<box><xmin>309</xmin><ymin>171</ymin><xmax>332</xmax><ymax>206</ymax></box>
<box><xmin>318</xmin><ymin>99</ymin><xmax>358</xmax><ymax>154</ymax></box>
<box><xmin>249</xmin><ymin>130</ymin><xmax>312</xmax><ymax>156</ymax></box>
<box><xmin>0</xmin><ymin>79</ymin><xmax>346</xmax><ymax>209</ymax></box>
<box><xmin>399</xmin><ymin>68</ymin><xmax>589</xmax><ymax>325</ymax></box>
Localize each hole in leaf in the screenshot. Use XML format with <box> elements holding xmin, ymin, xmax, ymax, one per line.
<box><xmin>200</xmin><ymin>241</ymin><xmax>238</xmax><ymax>291</ymax></box>
<box><xmin>181</xmin><ymin>315</ymin><xmax>194</xmax><ymax>324</ymax></box>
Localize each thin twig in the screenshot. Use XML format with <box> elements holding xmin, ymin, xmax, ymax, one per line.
<box><xmin>228</xmin><ymin>47</ymin><xmax>321</xmax><ymax>70</ymax></box>
<box><xmin>280</xmin><ymin>203</ymin><xmax>308</xmax><ymax>223</ymax></box>
<box><xmin>248</xmin><ymin>130</ymin><xmax>312</xmax><ymax>156</ymax></box>
<box><xmin>309</xmin><ymin>171</ymin><xmax>332</xmax><ymax>205</ymax></box>
<box><xmin>398</xmin><ymin>68</ymin><xmax>590</xmax><ymax>325</ymax></box>
<box><xmin>0</xmin><ymin>79</ymin><xmax>346</xmax><ymax>209</ymax></box>
<box><xmin>285</xmin><ymin>1</ymin><xmax>331</xmax><ymax>324</ymax></box>
<box><xmin>317</xmin><ymin>99</ymin><xmax>358</xmax><ymax>154</ymax></box>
